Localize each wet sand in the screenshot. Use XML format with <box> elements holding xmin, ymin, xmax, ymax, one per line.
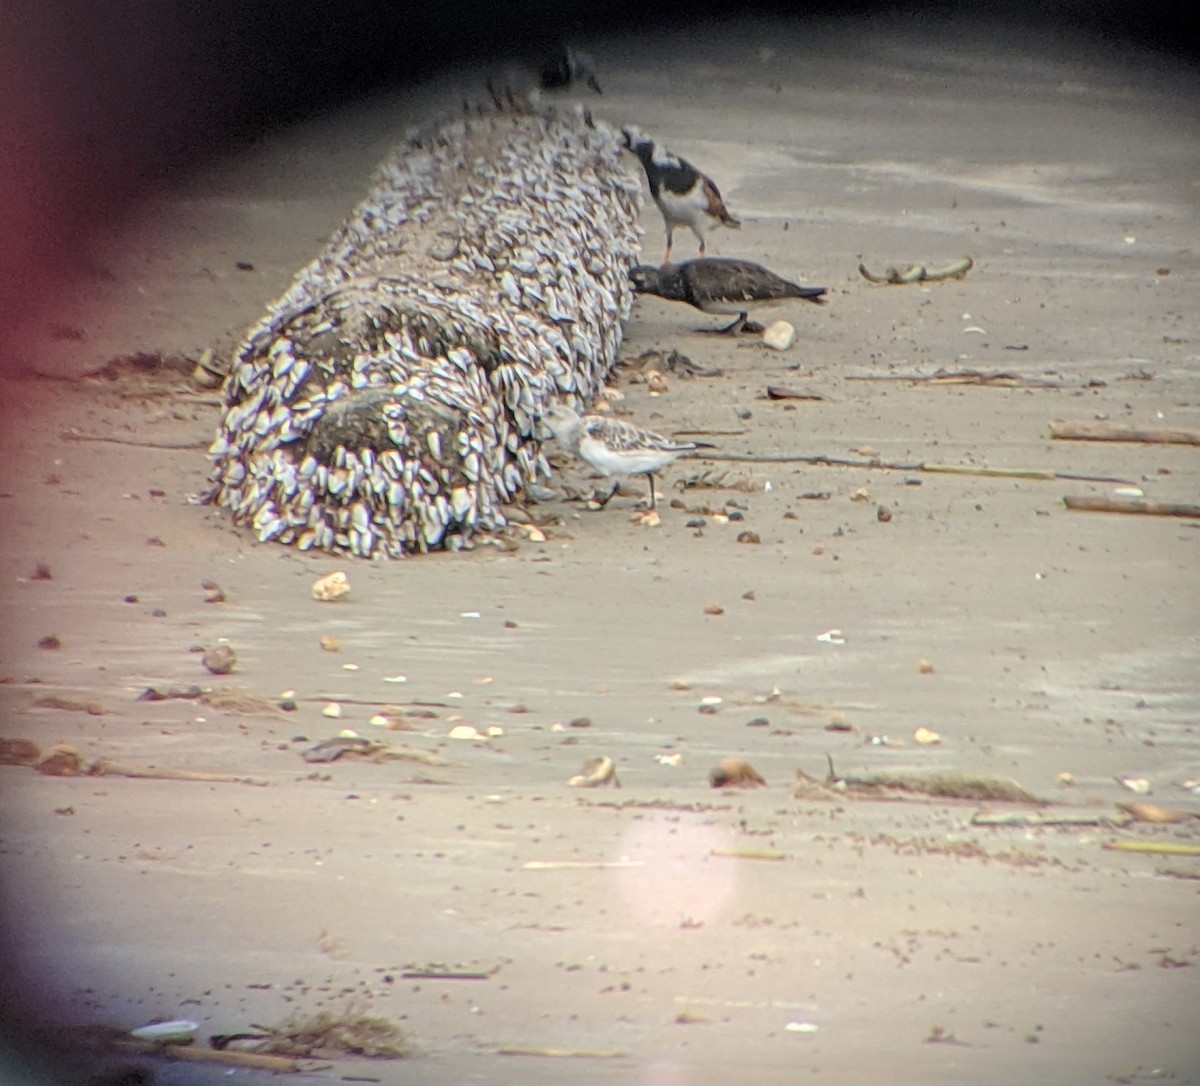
<box><xmin>2</xmin><ymin>16</ymin><xmax>1199</xmax><ymax>1085</ymax></box>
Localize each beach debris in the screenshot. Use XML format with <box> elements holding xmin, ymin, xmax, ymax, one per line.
<box><xmin>497</xmin><ymin>1044</ymin><xmax>626</xmax><ymax>1059</ymax></box>
<box><xmin>31</xmin><ymin>694</ymin><xmax>106</xmax><ymax>714</ymax></box>
<box><xmin>1063</xmin><ymin>496</ymin><xmax>1200</xmax><ymax>519</ymax></box>
<box><xmin>1048</xmin><ymin>420</ymin><xmax>1200</xmax><ymax>445</ymax></box>
<box><xmin>320</xmin><ymin>634</ymin><xmax>340</xmax><ymax>651</ymax></box>
<box><xmin>448</xmin><ymin>724</ymin><xmax>486</xmax><ymax>741</ymax></box>
<box><xmin>917</xmin><ymin>658</ymin><xmax>935</xmax><ymax>674</ymax></box>
<box><xmin>89</xmin><ymin>760</ymin><xmax>267</xmax><ymax>786</ymax></box>
<box><xmin>858</xmin><ymin>257</ymin><xmax>973</xmax><ymax>284</ymax></box>
<box><xmin>1056</xmin><ymin>771</ymin><xmax>1077</xmax><ymax>787</ymax></box>
<box><xmin>704</xmin><ymin>602</ymin><xmax>725</xmax><ymax>615</ymax></box>
<box><xmin>522</xmin><ymin>860</ymin><xmax>644</xmax><ymax>870</ymax></box>
<box><xmin>656</xmin><ymin>752</ymin><xmax>683</xmax><ymax>766</ymax></box>
<box><xmin>0</xmin><ymin>738</ymin><xmax>41</xmax><ymax>765</ymax></box>
<box><xmin>401</xmin><ymin>960</ymin><xmax>501</xmax><ymax>980</ymax></box>
<box><xmin>1117</xmin><ymin>802</ymin><xmax>1195</xmax><ymax>824</ymax></box>
<box><xmin>668</xmin><ymin>678</ymin><xmax>692</xmax><ymax>691</ymax></box>
<box><xmin>785</xmin><ymin>1021</ymin><xmax>819</xmax><ymax>1034</ymax></box>
<box><xmin>304</xmin><ymin>736</ymin><xmax>367</xmax><ymax>763</ymax></box>
<box><xmin>762</xmin><ymin>320</ymin><xmax>796</xmax><ymax>351</ymax></box>
<box><xmin>35</xmin><ymin>743</ymin><xmax>84</xmax><ymax>776</ymax></box>
<box><xmin>32</xmin><ymin>562</ymin><xmax>52</xmax><ymax>580</ymax></box>
<box><xmin>130</xmin><ymin>1021</ymin><xmax>199</xmax><ymax>1045</ymax></box>
<box><xmin>37</xmin><ymin>635</ymin><xmax>61</xmax><ymax>650</ymax></box>
<box><xmin>201</xmin><ymin>579</ymin><xmax>226</xmax><ymax>603</ymax></box>
<box><xmin>850</xmin><ymin>487</ymin><xmax>870</xmax><ymax>502</ymax></box>
<box><xmin>1117</xmin><ymin>776</ymin><xmax>1152</xmax><ymax>795</ymax></box>
<box><xmin>710</xmin><ymin>847</ymin><xmax>785</xmax><ymax>860</ymax></box>
<box><xmin>568</xmin><ymin>754</ymin><xmax>620</xmax><ymax>787</ymax></box>
<box><xmin>877</xmin><ymin>504</ymin><xmax>892</xmax><ymax>522</ymax></box>
<box><xmin>253</xmin><ymin>1001</ymin><xmax>413</xmax><ymax>1059</ymax></box>
<box><xmin>815</xmin><ymin>629</ymin><xmax>845</xmax><ymax>644</ymax></box>
<box><xmin>311</xmin><ymin>571</ymin><xmax>350</xmax><ymax>602</ymax></box>
<box><xmin>709</xmin><ymin>756</ymin><xmax>767</xmax><ymax>788</ymax></box>
<box><xmin>736</xmin><ymin>530</ymin><xmax>761</xmax><ymax>544</ymax></box>
<box><xmin>202</xmin><ymin>643</ymin><xmax>237</xmax><ymax>675</ymax></box>
<box><xmin>321</xmin><ymin>702</ymin><xmax>342</xmax><ymax>719</ymax></box>
<box><xmin>645</xmin><ymin>369</ymin><xmax>669</xmax><ymax>394</ymax></box>
<box><xmin>971</xmin><ymin>809</ymin><xmax>1131</xmax><ymax>827</ymax></box>
<box><xmin>1102</xmin><ymin>840</ymin><xmax>1200</xmax><ymax>857</ymax></box>
<box><xmin>138</xmin><ymin>684</ymin><xmax>203</xmax><ymax>702</ymax></box>
<box><xmin>913</xmin><ymin>726</ymin><xmax>941</xmax><ymax>745</ymax></box>
<box><xmin>795</xmin><ymin>757</ymin><xmax>1043</xmax><ymax>803</ymax></box>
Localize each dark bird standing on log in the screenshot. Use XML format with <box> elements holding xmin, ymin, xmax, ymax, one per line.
<box><xmin>630</xmin><ymin>258</ymin><xmax>827</xmax><ymax>334</ymax></box>
<box><xmin>622</xmin><ymin>126</ymin><xmax>740</xmax><ymax>265</ymax></box>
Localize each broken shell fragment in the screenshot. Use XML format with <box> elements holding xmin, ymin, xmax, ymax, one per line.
<box><xmin>568</xmin><ymin>754</ymin><xmax>619</xmax><ymax>788</ymax></box>
<box><xmin>320</xmin><ymin>634</ymin><xmax>340</xmax><ymax>652</ymax></box>
<box><xmin>916</xmin><ymin>658</ymin><xmax>935</xmax><ymax>674</ymax></box>
<box><xmin>321</xmin><ymin>702</ymin><xmax>342</xmax><ymax>718</ymax></box>
<box><xmin>762</xmin><ymin>320</ymin><xmax>796</xmax><ymax>351</ymax></box>
<box><xmin>1117</xmin><ymin>776</ymin><xmax>1152</xmax><ymax>795</ymax></box>
<box><xmin>448</xmin><ymin>724</ymin><xmax>485</xmax><ymax>740</ymax></box>
<box><xmin>202</xmin><ymin>644</ymin><xmax>237</xmax><ymax>675</ymax></box>
<box><xmin>913</xmin><ymin>726</ymin><xmax>941</xmax><ymax>745</ymax></box>
<box><xmin>704</xmin><ymin>602</ymin><xmax>725</xmax><ymax>616</ymax></box>
<box><xmin>709</xmin><ymin>756</ymin><xmax>767</xmax><ymax>789</ymax></box>
<box><xmin>312</xmin><ymin>571</ymin><xmax>350</xmax><ymax>601</ymax></box>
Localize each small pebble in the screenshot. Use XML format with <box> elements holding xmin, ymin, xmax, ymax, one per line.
<box><xmin>202</xmin><ymin>644</ymin><xmax>237</xmax><ymax>675</ymax></box>
<box><xmin>762</xmin><ymin>320</ymin><xmax>796</xmax><ymax>351</ymax></box>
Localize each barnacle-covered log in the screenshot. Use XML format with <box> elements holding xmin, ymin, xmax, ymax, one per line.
<box><xmin>202</xmin><ymin>104</ymin><xmax>643</xmax><ymax>557</ymax></box>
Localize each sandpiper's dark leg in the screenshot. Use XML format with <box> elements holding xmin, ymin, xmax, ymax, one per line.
<box><xmin>594</xmin><ymin>482</ymin><xmax>621</xmax><ymax>508</ymax></box>
<box><xmin>646</xmin><ymin>473</ymin><xmax>657</xmax><ymax>509</ymax></box>
<box><xmin>741</xmin><ymin>318</ymin><xmax>766</xmax><ymax>333</ymax></box>
<box><xmin>662</xmin><ymin>228</ymin><xmax>674</xmax><ymax>266</ymax></box>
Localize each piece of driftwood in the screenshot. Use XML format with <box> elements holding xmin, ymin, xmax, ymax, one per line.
<box><xmin>1049</xmin><ymin>420</ymin><xmax>1200</xmax><ymax>445</ymax></box>
<box><xmin>1102</xmin><ymin>840</ymin><xmax>1200</xmax><ymax>856</ymax></box>
<box><xmin>111</xmin><ymin>1041</ymin><xmax>300</xmax><ymax>1071</ymax></box>
<box><xmin>522</xmin><ymin>859</ymin><xmax>646</xmax><ymax>870</ymax></box>
<box><xmin>88</xmin><ymin>760</ymin><xmax>268</xmax><ymax>786</ymax></box>
<box><xmin>701</xmin><ymin>451</ymin><xmax>1133</xmax><ymax>485</ymax></box>
<box><xmin>972</xmin><ymin>810</ymin><xmax>1132</xmax><ymax>827</ymax></box>
<box><xmin>709</xmin><ymin>847</ymin><xmax>786</xmax><ymax>861</ymax></box>
<box><xmin>497</xmin><ymin>1044</ymin><xmax>626</xmax><ymax>1058</ymax></box>
<box><xmin>1063</xmin><ymin>496</ymin><xmax>1200</xmax><ymax>519</ymax></box>
<box><xmin>60</xmin><ymin>431</ymin><xmax>210</xmax><ymax>450</ymax></box>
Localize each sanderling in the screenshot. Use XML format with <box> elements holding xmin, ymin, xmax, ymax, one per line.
<box><xmin>631</xmin><ymin>257</ymin><xmax>827</xmax><ymax>334</ymax></box>
<box><xmin>487</xmin><ymin>44</ymin><xmax>603</xmax><ymax>111</ymax></box>
<box><xmin>540</xmin><ymin>403</ymin><xmax>704</xmax><ymax>510</ymax></box>
<box><xmin>622</xmin><ymin>126</ymin><xmax>740</xmax><ymax>265</ymax></box>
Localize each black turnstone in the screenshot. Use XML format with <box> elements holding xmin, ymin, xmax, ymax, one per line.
<box><xmin>621</xmin><ymin>126</ymin><xmax>740</xmax><ymax>265</ymax></box>
<box><xmin>541</xmin><ymin>404</ymin><xmax>701</xmax><ymax>509</ymax></box>
<box><xmin>630</xmin><ymin>257</ymin><xmax>827</xmax><ymax>334</ymax></box>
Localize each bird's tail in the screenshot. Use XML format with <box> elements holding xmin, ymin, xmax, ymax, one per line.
<box><xmin>721</xmin><ymin>210</ymin><xmax>741</xmax><ymax>229</ymax></box>
<box><xmin>795</xmin><ymin>285</ymin><xmax>828</xmax><ymax>304</ymax></box>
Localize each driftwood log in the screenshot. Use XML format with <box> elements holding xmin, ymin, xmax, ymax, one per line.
<box><xmin>1048</xmin><ymin>420</ymin><xmax>1200</xmax><ymax>445</ymax></box>
<box><xmin>201</xmin><ymin>104</ymin><xmax>642</xmax><ymax>557</ymax></box>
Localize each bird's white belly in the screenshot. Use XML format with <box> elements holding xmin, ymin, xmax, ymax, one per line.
<box><xmin>579</xmin><ymin>436</ymin><xmax>678</xmax><ymax>478</ymax></box>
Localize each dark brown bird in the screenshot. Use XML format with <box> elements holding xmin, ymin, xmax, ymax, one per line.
<box><xmin>630</xmin><ymin>258</ymin><xmax>827</xmax><ymax>334</ymax></box>
<box><xmin>622</xmin><ymin>127</ymin><xmax>740</xmax><ymax>265</ymax></box>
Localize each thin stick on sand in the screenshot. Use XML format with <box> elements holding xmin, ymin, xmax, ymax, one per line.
<box><xmin>1049</xmin><ymin>420</ymin><xmax>1200</xmax><ymax>445</ymax></box>
<box><xmin>1102</xmin><ymin>840</ymin><xmax>1200</xmax><ymax>857</ymax></box>
<box><xmin>60</xmin><ymin>431</ymin><xmax>210</xmax><ymax>450</ymax></box>
<box><xmin>110</xmin><ymin>1041</ymin><xmax>301</xmax><ymax>1071</ymax></box>
<box><xmin>1063</xmin><ymin>496</ymin><xmax>1200</xmax><ymax>519</ymax></box>
<box><xmin>88</xmin><ymin>759</ymin><xmax>268</xmax><ymax>786</ymax></box>
<box><xmin>698</xmin><ymin>451</ymin><xmax>1133</xmax><ymax>485</ymax></box>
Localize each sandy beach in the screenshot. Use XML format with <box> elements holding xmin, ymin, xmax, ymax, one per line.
<box><xmin>2</xmin><ymin>14</ymin><xmax>1199</xmax><ymax>1085</ymax></box>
